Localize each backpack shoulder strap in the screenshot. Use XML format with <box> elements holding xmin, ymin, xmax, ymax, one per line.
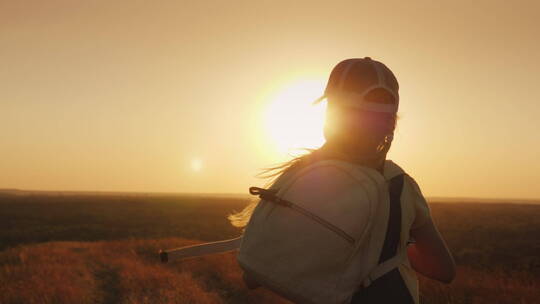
<box><xmin>362</xmin><ymin>174</ymin><xmax>405</xmax><ymax>287</ymax></box>
<box><xmin>355</xmin><ymin>174</ymin><xmax>415</xmax><ymax>303</ymax></box>
<box><xmin>379</xmin><ymin>174</ymin><xmax>405</xmax><ymax>263</ymax></box>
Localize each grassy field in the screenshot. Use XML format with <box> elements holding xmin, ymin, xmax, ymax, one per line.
<box><xmin>0</xmin><ymin>192</ymin><xmax>539</xmax><ymax>303</ymax></box>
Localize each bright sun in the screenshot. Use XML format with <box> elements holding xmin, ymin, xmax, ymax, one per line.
<box><xmin>263</xmin><ymin>79</ymin><xmax>327</xmax><ymax>156</ymax></box>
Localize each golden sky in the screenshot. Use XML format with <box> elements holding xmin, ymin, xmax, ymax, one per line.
<box><xmin>1</xmin><ymin>1</ymin><xmax>539</xmax><ymax>199</ymax></box>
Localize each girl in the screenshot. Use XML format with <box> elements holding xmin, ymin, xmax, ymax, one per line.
<box><xmin>230</xmin><ymin>57</ymin><xmax>455</xmax><ymax>303</ymax></box>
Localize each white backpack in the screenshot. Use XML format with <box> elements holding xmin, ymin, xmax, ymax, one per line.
<box><xmin>160</xmin><ymin>159</ymin><xmax>406</xmax><ymax>304</ymax></box>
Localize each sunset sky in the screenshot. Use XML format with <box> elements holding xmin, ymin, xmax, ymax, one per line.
<box><xmin>1</xmin><ymin>1</ymin><xmax>539</xmax><ymax>200</ymax></box>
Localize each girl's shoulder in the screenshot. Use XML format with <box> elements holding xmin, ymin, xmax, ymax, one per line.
<box><xmin>383</xmin><ymin>160</ymin><xmax>422</xmax><ymax>194</ymax></box>
<box><xmin>384</xmin><ymin>160</ymin><xmax>431</xmax><ymax>229</ymax></box>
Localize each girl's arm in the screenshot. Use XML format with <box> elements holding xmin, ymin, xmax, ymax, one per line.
<box><xmin>407</xmin><ymin>218</ymin><xmax>456</xmax><ymax>283</ymax></box>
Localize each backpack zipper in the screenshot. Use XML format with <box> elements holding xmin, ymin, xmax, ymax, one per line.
<box><xmin>249</xmin><ymin>187</ymin><xmax>355</xmax><ymax>244</ymax></box>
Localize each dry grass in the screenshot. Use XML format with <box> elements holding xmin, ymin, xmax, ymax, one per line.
<box><xmin>1</xmin><ymin>194</ymin><xmax>539</xmax><ymax>303</ymax></box>
<box><xmin>0</xmin><ymin>238</ymin><xmax>290</xmax><ymax>304</ymax></box>
<box><xmin>419</xmin><ymin>267</ymin><xmax>539</xmax><ymax>304</ymax></box>
<box><xmin>0</xmin><ymin>238</ymin><xmax>538</xmax><ymax>304</ymax></box>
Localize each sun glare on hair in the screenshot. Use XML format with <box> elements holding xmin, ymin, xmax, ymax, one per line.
<box><xmin>263</xmin><ymin>79</ymin><xmax>327</xmax><ymax>156</ymax></box>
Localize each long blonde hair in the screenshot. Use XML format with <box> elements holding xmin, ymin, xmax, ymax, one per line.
<box><xmin>227</xmin><ymin>148</ymin><xmax>319</xmax><ymax>228</ymax></box>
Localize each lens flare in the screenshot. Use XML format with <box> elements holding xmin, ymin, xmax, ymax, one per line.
<box><xmin>191</xmin><ymin>158</ymin><xmax>203</xmax><ymax>172</ymax></box>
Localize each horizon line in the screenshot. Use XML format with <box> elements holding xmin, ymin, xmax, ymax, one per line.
<box><xmin>1</xmin><ymin>188</ymin><xmax>539</xmax><ymax>204</ymax></box>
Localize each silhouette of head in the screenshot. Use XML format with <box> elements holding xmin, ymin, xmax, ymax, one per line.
<box><xmin>315</xmin><ymin>58</ymin><xmax>399</xmax><ymax>159</ymax></box>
